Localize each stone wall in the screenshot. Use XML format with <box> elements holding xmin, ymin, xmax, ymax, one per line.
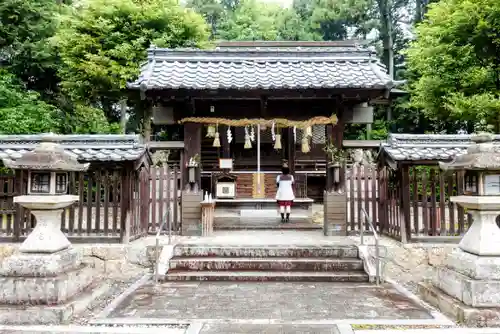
<box><xmin>0</xmin><ymin>242</ymin><xmax>152</xmax><ymax>279</ymax></box>
<box><xmin>355</xmin><ymin>235</ymin><xmax>456</xmax><ymax>292</ymax></box>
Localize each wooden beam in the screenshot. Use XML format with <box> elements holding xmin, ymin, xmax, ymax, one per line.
<box><xmin>148</xmin><ymin>141</ymin><xmax>185</xmax><ymax>150</ymax></box>
<box><xmin>342</xmin><ymin>139</ymin><xmax>385</xmax><ymax>148</ymax></box>
<box><xmin>142</xmin><ymin>88</ymin><xmax>387</xmax><ymax>100</ymax></box>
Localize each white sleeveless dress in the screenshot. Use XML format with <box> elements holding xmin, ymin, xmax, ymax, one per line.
<box><xmin>275</xmin><ymin>175</ymin><xmax>295</xmax><ymax>202</ymax></box>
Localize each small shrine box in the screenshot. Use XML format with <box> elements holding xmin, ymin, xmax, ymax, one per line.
<box><xmin>215</xmin><ymin>173</ymin><xmax>237</xmax><ymax>199</ymax></box>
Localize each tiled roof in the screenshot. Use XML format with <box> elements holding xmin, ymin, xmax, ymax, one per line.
<box><xmin>128</xmin><ymin>43</ymin><xmax>393</xmax><ymax>91</ymax></box>
<box><xmin>0</xmin><ymin>135</ymin><xmax>146</xmax><ymax>163</ymax></box>
<box><xmin>380</xmin><ymin>134</ymin><xmax>500</xmax><ymax>162</ymax></box>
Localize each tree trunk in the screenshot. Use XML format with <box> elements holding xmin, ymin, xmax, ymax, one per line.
<box><xmin>415</xmin><ymin>0</ymin><xmax>423</xmax><ymax>23</ymax></box>
<box><xmin>377</xmin><ymin>0</ymin><xmax>394</xmax><ymax>79</ymax></box>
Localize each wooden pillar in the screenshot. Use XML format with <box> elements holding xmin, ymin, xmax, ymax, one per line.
<box><xmin>286</xmin><ymin>128</ymin><xmax>296</xmax><ymax>173</ymax></box>
<box><xmin>333</xmin><ymin>114</ymin><xmax>346</xmax><ymax>190</ymax></box>
<box><xmin>400</xmin><ymin>165</ymin><xmax>412</xmax><ymax>243</ymax></box>
<box><xmin>181</xmin><ymin>122</ymin><xmax>203</xmax><ymax>236</ymax></box>
<box><xmin>120</xmin><ymin>168</ymin><xmax>131</xmax><ymax>243</ymax></box>
<box><xmin>220</xmin><ymin>125</ymin><xmax>231</xmax><ymax>159</ymax></box>
<box><xmin>183</xmin><ymin>122</ymin><xmax>202</xmax><ymax>191</ymax></box>
<box><xmin>323</xmin><ymin>108</ymin><xmax>347</xmax><ymax>236</ymax></box>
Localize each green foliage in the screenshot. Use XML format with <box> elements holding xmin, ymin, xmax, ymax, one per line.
<box><xmin>217</xmin><ymin>0</ymin><xmax>280</xmax><ymax>40</ymax></box>
<box><xmin>0</xmin><ymin>71</ymin><xmax>61</xmax><ymax>134</ymax></box>
<box><xmin>53</xmin><ymin>0</ymin><xmax>210</xmax><ymax>122</ymax></box>
<box><xmin>62</xmin><ymin>104</ymin><xmax>121</xmax><ymax>134</ymax></box>
<box><xmin>186</xmin><ymin>0</ymin><xmax>225</xmax><ymax>37</ymax></box>
<box><xmin>0</xmin><ymin>0</ymin><xmax>62</xmax><ymax>100</ymax></box>
<box><xmin>405</xmin><ymin>0</ymin><xmax>500</xmax><ymax>133</ymax></box>
<box><xmin>408</xmin><ymin>166</ymin><xmax>459</xmax><ymax>203</ymax></box>
<box><xmin>309</xmin><ymin>0</ymin><xmax>375</xmax><ymax>40</ymax></box>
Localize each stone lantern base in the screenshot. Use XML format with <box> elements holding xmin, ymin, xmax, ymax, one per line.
<box><xmin>0</xmin><ymin>246</ymin><xmax>107</xmax><ymax>324</ymax></box>
<box><xmin>0</xmin><ymin>203</ymin><xmax>106</xmax><ymax>324</ymax></box>
<box><xmin>0</xmin><ymin>248</ymin><xmax>94</xmax><ymax>304</ymax></box>
<box><xmin>419</xmin><ymin>206</ymin><xmax>500</xmax><ymax>326</ymax></box>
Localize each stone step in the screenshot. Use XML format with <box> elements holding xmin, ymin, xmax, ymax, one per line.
<box><xmin>214</xmin><ymin>224</ymin><xmax>322</xmax><ymax>230</ymax></box>
<box><xmin>169</xmin><ymin>256</ymin><xmax>364</xmax><ymax>271</ymax></box>
<box><xmin>173</xmin><ymin>245</ymin><xmax>359</xmax><ymax>258</ymax></box>
<box><xmin>164</xmin><ymin>270</ymin><xmax>369</xmax><ymax>282</ymax></box>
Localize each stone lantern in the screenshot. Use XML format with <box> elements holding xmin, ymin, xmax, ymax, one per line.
<box><xmin>2</xmin><ymin>134</ymin><xmax>89</xmax><ymax>253</ymax></box>
<box><xmin>0</xmin><ymin>134</ymin><xmax>94</xmax><ymax>316</ymax></box>
<box><xmin>423</xmin><ymin>133</ymin><xmax>500</xmax><ymax>311</ymax></box>
<box><xmin>439</xmin><ymin>133</ymin><xmax>500</xmax><ymax>256</ymax></box>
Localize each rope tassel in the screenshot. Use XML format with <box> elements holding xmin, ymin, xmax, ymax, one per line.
<box><xmin>213</xmin><ymin>132</ymin><xmax>221</xmax><ymax>147</ymax></box>
<box><xmin>206</xmin><ymin>124</ymin><xmax>215</xmax><ymax>138</ymax></box>
<box><xmin>212</xmin><ymin>124</ymin><xmax>220</xmax><ymax>147</ymax></box>
<box><xmin>244</xmin><ymin>126</ymin><xmax>252</xmax><ymax>149</ymax></box>
<box><xmin>274</xmin><ymin>133</ymin><xmax>282</xmax><ymax>150</ymax></box>
<box><xmin>301</xmin><ymin>136</ymin><xmax>310</xmax><ymax>153</ymax></box>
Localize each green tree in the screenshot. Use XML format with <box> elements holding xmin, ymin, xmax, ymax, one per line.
<box><xmin>217</xmin><ymin>0</ymin><xmax>281</xmax><ymax>40</ymax></box>
<box><xmin>405</xmin><ymin>0</ymin><xmax>500</xmax><ymax>133</ymax></box>
<box><xmin>306</xmin><ymin>0</ymin><xmax>376</xmax><ymax>40</ymax></box>
<box><xmin>0</xmin><ymin>71</ymin><xmax>60</xmax><ymax>134</ymax></box>
<box><xmin>53</xmin><ymin>0</ymin><xmax>209</xmax><ymax>123</ymax></box>
<box><xmin>186</xmin><ymin>0</ymin><xmax>225</xmax><ymax>38</ymax></box>
<box><xmin>276</xmin><ymin>8</ymin><xmax>320</xmax><ymax>41</ymax></box>
<box><xmin>0</xmin><ymin>0</ymin><xmax>62</xmax><ymax>102</ymax></box>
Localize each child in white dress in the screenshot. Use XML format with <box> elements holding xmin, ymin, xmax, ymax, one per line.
<box><xmin>276</xmin><ymin>164</ymin><xmax>295</xmax><ymax>223</ymax></box>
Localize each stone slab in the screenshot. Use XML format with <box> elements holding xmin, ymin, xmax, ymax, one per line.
<box><xmin>173</xmin><ymin>245</ymin><xmax>359</xmax><ymax>258</ymax></box>
<box><xmin>419</xmin><ymin>282</ymin><xmax>500</xmax><ymax>327</ymax></box>
<box><xmin>0</xmin><ymin>248</ymin><xmax>82</xmax><ymax>277</ymax></box>
<box><xmin>199</xmin><ymin>323</ymin><xmax>341</xmax><ymax>334</ymax></box>
<box><xmin>0</xmin><ymin>281</ymin><xmax>109</xmax><ymax>325</ymax></box>
<box><xmin>240</xmin><ymin>209</ymin><xmax>280</xmax><ymax>217</ymax></box>
<box><xmin>435</xmin><ymin>266</ymin><xmax>500</xmax><ymax>307</ymax></box>
<box><xmin>445</xmin><ymin>249</ymin><xmax>500</xmax><ymax>280</ymax></box>
<box><xmin>0</xmin><ymin>265</ymin><xmax>94</xmax><ymax>305</ymax></box>
<box><xmin>108</xmin><ymin>282</ymin><xmax>434</xmax><ymax>320</ymax></box>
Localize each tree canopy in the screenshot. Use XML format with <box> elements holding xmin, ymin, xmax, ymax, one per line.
<box><xmin>1</xmin><ymin>0</ymin><xmax>473</xmax><ymax>138</ymax></box>
<box><xmin>53</xmin><ymin>0</ymin><xmax>209</xmax><ymax>123</ymax></box>
<box><xmin>405</xmin><ymin>0</ymin><xmax>500</xmax><ymax>133</ymax></box>
<box><xmin>0</xmin><ymin>71</ymin><xmax>60</xmax><ymax>134</ymax></box>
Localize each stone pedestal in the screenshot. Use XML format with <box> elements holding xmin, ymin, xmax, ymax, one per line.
<box><xmin>20</xmin><ymin>209</ymin><xmax>71</xmax><ymax>253</ymax></box>
<box><xmin>434</xmin><ymin>248</ymin><xmax>500</xmax><ymax>307</ymax></box>
<box><xmin>420</xmin><ymin>207</ymin><xmax>500</xmax><ymax>325</ymax></box>
<box><xmin>181</xmin><ymin>190</ymin><xmax>203</xmax><ymax>236</ymax></box>
<box><xmin>0</xmin><ymin>246</ymin><xmax>104</xmax><ymax>324</ymax></box>
<box><xmin>323</xmin><ymin>191</ymin><xmax>347</xmax><ymax>236</ymax></box>
<box><xmin>0</xmin><ymin>248</ymin><xmax>94</xmax><ymax>305</ymax></box>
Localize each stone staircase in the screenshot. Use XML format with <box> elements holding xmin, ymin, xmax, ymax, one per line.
<box><xmin>161</xmin><ymin>244</ymin><xmax>369</xmax><ymax>282</ymax></box>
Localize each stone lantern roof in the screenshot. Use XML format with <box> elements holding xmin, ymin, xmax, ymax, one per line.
<box><xmin>1</xmin><ymin>133</ymin><xmax>90</xmax><ymax>171</ymax></box>
<box><xmin>439</xmin><ymin>133</ymin><xmax>500</xmax><ymax>171</ymax></box>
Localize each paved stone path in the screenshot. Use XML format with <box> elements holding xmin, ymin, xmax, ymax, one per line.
<box><xmin>109</xmin><ymin>282</ymin><xmax>433</xmax><ymax>321</ymax></box>
<box><xmin>199</xmin><ymin>323</ymin><xmax>340</xmax><ymax>333</ymax></box>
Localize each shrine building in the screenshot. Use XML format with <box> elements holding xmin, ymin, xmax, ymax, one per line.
<box><xmin>127</xmin><ymin>41</ymin><xmax>396</xmax><ymax>233</ymax></box>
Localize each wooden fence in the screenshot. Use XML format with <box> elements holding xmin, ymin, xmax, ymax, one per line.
<box><xmin>346</xmin><ymin>165</ymin><xmax>472</xmax><ymax>242</ymax></box>
<box><xmin>1</xmin><ymin>163</ymin><xmax>473</xmax><ymax>243</ymax></box>
<box><xmin>0</xmin><ymin>166</ymin><xmax>181</xmax><ymax>242</ymax></box>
